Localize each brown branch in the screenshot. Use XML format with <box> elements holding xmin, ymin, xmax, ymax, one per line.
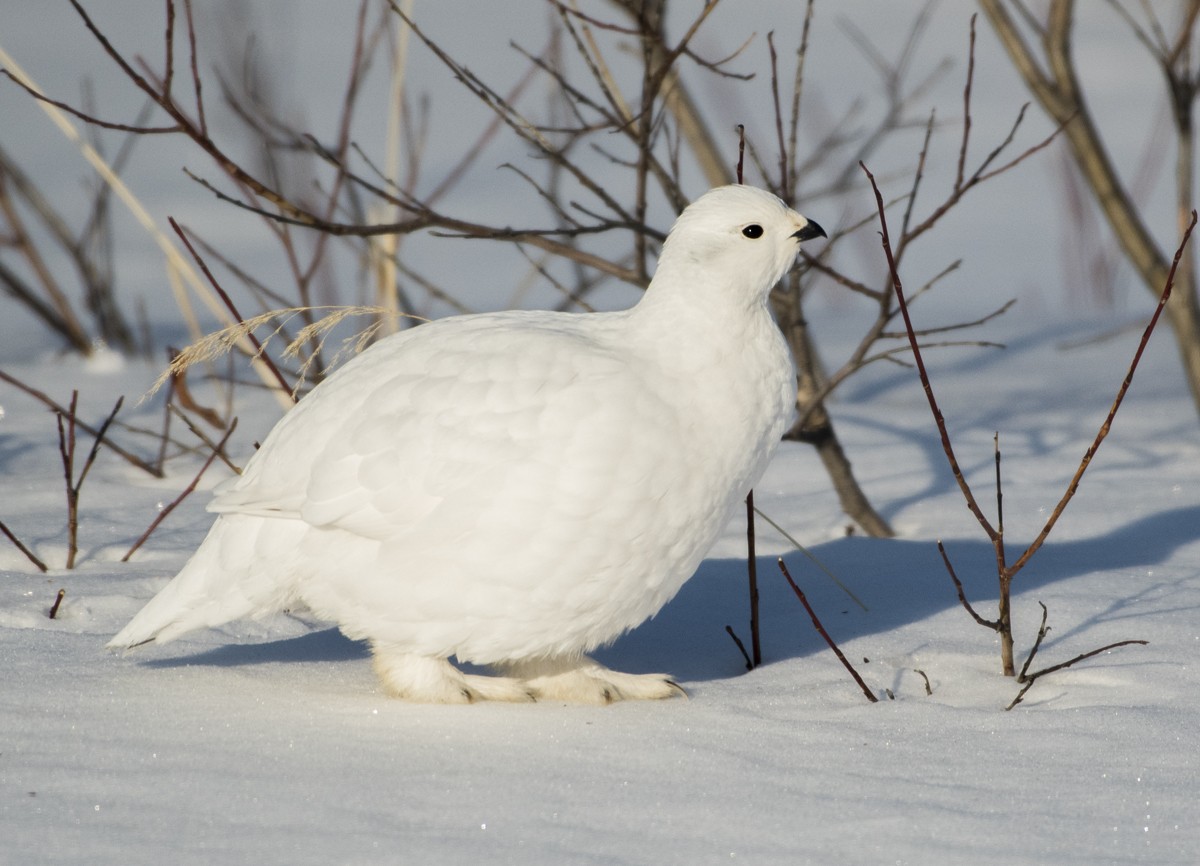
<box><xmin>169</xmin><ymin>356</ymin><xmax>225</xmax><ymax>430</ymax></box>
<box><xmin>55</xmin><ymin>394</ymin><xmax>122</xmax><ymax>570</ymax></box>
<box><xmin>736</xmin><ymin>124</ymin><xmax>745</xmax><ymax>185</ymax></box>
<box><xmin>902</xmin><ymin>106</ymin><xmax>1065</xmax><ymax>244</ymax></box>
<box><xmin>57</xmin><ymin>0</ymin><xmax>316</xmax><ymax>221</ymax></box>
<box><xmin>936</xmin><ymin>540</ymin><xmax>998</xmax><ymax>629</ymax></box>
<box><xmin>913</xmin><ymin>668</ymin><xmax>933</xmax><ymax>696</ymax></box>
<box><xmin>76</xmin><ymin>396</ymin><xmax>123</xmax><ymax>492</ymax></box>
<box><xmin>1008</xmin><ymin>618</ymin><xmax>1147</xmax><ymax>710</ymax></box>
<box><xmin>1007</xmin><ymin>209</ymin><xmax>1197</xmax><ymax>577</ymax></box>
<box><xmin>899</xmin><ymin>110</ymin><xmax>936</xmax><ymax>244</ymax></box>
<box><xmin>0</xmin><ymin>518</ymin><xmax>48</xmax><ymax>573</ymax></box>
<box><xmin>1020</xmin><ymin>638</ymin><xmax>1149</xmax><ymax>688</ymax></box>
<box><xmin>745</xmin><ymin>490</ymin><xmax>761</xmax><ymax>668</ymax></box>
<box><xmin>785</xmin><ymin>0</ymin><xmax>816</xmax><ymax>198</ymax></box>
<box><xmin>182</xmin><ymin>168</ymin><xmax>649</xmax><ymax>286</ymax></box>
<box><xmin>724</xmin><ymin>625</ymin><xmax>754</xmax><ymax>672</ymax></box>
<box><xmin>122</xmin><ymin>418</ymin><xmax>238</xmax><ymax>562</ymax></box>
<box><xmin>0</xmin><ymin>369</ymin><xmax>160</xmax><ymax>476</ymax></box>
<box><xmin>162</xmin><ymin>0</ymin><xmax>175</xmax><ymax>103</ymax></box>
<box><xmin>778</xmin><ymin>558</ymin><xmax>877</xmax><ymax>703</ymax></box>
<box><xmin>767</xmin><ymin>32</ymin><xmax>788</xmax><ymax>195</ymax></box>
<box><xmin>862</xmin><ymin>161</ymin><xmax>998</xmax><ymax>540</ymax></box>
<box><xmin>387</xmin><ymin>0</ymin><xmax>634</xmax><ymax>224</ymax></box>
<box><xmin>955</xmin><ymin>15</ymin><xmax>977</xmax><ymax>190</ymax></box>
<box><xmin>980</xmin><ymin>0</ymin><xmax>1173</xmax><ymax>291</ymax></box>
<box><xmin>0</xmin><ymin>159</ymin><xmax>94</xmax><ymax>352</ymax></box>
<box><xmin>0</xmin><ymin>70</ymin><xmax>181</xmax><ymax>134</ymax></box>
<box><xmin>799</xmin><ymin>253</ymin><xmax>884</xmax><ymax>302</ymax></box>
<box><xmin>48</xmin><ymin>588</ymin><xmax>67</xmax><ymax>620</ymax></box>
<box><xmin>152</xmin><ymin>365</ymin><xmax>178</xmax><ymax>475</ymax></box>
<box><xmin>55</xmin><ymin>393</ymin><xmax>79</xmax><ymax>570</ymax></box>
<box><xmin>182</xmin><ymin>0</ymin><xmax>206</xmax><ymax>135</ymax></box>
<box><xmin>168</xmin><ymin>217</ymin><xmax>295</xmax><ymax>401</ymax></box>
<box><xmin>1016</xmin><ymin>601</ymin><xmax>1050</xmax><ymax>682</ymax></box>
<box><xmin>168</xmin><ymin>404</ymin><xmax>241</xmax><ymax>474</ymax></box>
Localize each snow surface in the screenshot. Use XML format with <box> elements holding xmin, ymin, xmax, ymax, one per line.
<box><xmin>3</xmin><ymin>313</ymin><xmax>1197</xmax><ymax>865</ymax></box>
<box><xmin>2</xmin><ymin>2</ymin><xmax>1198</xmax><ymax>865</ymax></box>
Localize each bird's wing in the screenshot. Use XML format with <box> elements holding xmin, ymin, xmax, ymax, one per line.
<box><xmin>208</xmin><ymin>312</ymin><xmax>650</xmax><ymax>541</ymax></box>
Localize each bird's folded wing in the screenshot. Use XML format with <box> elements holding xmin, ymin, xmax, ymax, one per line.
<box><xmin>206</xmin><ymin>316</ymin><xmax>643</xmax><ymax>541</ymax></box>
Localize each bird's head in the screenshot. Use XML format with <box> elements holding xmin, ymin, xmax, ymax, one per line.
<box><xmin>654</xmin><ymin>185</ymin><xmax>826</xmax><ymax>307</ymax></box>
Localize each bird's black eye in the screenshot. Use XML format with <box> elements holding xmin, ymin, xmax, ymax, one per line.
<box><xmin>742</xmin><ymin>224</ymin><xmax>764</xmax><ymax>239</ymax></box>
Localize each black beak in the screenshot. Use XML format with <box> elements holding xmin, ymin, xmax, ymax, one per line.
<box><xmin>793</xmin><ymin>219</ymin><xmax>827</xmax><ymax>242</ymax></box>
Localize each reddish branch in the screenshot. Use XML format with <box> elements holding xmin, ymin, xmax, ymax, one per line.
<box><xmin>167</xmin><ymin>217</ymin><xmax>295</xmax><ymax>400</ymax></box>
<box><xmin>1007</xmin><ymin>207</ymin><xmax>1197</xmax><ymax>575</ymax></box>
<box><xmin>0</xmin><ymin>518</ymin><xmax>48</xmax><ymax>573</ymax></box>
<box><xmin>0</xmin><ymin>369</ymin><xmax>160</xmax><ymax>476</ymax></box>
<box><xmin>48</xmin><ymin>588</ymin><xmax>66</xmax><ymax>620</ymax></box>
<box><xmin>57</xmin><ymin>393</ymin><xmax>123</xmax><ymax>569</ymax></box>
<box><xmin>744</xmin><ymin>490</ymin><xmax>761</xmax><ymax>668</ymax></box>
<box><xmin>724</xmin><ymin>625</ymin><xmax>754</xmax><ymax>672</ymax></box>
<box><xmin>1007</xmin><ymin>603</ymin><xmax>1149</xmax><ymax>710</ymax></box>
<box><xmin>778</xmin><ymin>558</ymin><xmax>877</xmax><ymax>703</ymax></box>
<box><xmin>936</xmin><ymin>540</ymin><xmax>997</xmax><ymax>630</ymax></box>
<box><xmin>862</xmin><ymin>154</ymin><xmax>1191</xmax><ymax>681</ymax></box>
<box><xmin>122</xmin><ymin>418</ymin><xmax>237</xmax><ymax>562</ymax></box>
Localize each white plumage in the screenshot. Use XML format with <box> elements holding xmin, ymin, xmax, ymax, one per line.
<box><xmin>110</xmin><ymin>185</ymin><xmax>826</xmax><ymax>703</ymax></box>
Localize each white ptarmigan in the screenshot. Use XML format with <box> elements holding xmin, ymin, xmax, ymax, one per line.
<box><xmin>109</xmin><ymin>185</ymin><xmax>826</xmax><ymax>703</ymax></box>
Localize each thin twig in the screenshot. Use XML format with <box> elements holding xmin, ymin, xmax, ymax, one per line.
<box><xmin>168</xmin><ymin>217</ymin><xmax>295</xmax><ymax>401</ymax></box>
<box><xmin>56</xmin><ymin>392</ymin><xmax>79</xmax><ymax>570</ymax></box>
<box><xmin>767</xmin><ymin>31</ymin><xmax>788</xmax><ymax>195</ymax></box>
<box><xmin>1007</xmin><ymin>637</ymin><xmax>1149</xmax><ymax>711</ymax></box>
<box><xmin>862</xmin><ymin>161</ymin><xmax>998</xmax><ymax>539</ymax></box>
<box><xmin>745</xmin><ymin>490</ymin><xmax>761</xmax><ymax>668</ymax></box>
<box><xmin>122</xmin><ymin>418</ymin><xmax>238</xmax><ymax>562</ymax></box>
<box><xmin>0</xmin><ymin>369</ymin><xmax>160</xmax><ymax>476</ymax></box>
<box><xmin>167</xmin><ymin>405</ymin><xmax>242</xmax><ymax>474</ymax></box>
<box><xmin>936</xmin><ymin>540</ymin><xmax>998</xmax><ymax>629</ymax></box>
<box><xmin>0</xmin><ymin>518</ymin><xmax>49</xmax><ymax>573</ymax></box>
<box><xmin>169</xmin><ymin>351</ymin><xmax>224</xmax><ymax>430</ymax></box>
<box><xmin>54</xmin><ymin>394</ymin><xmax>122</xmax><ymax>569</ymax></box>
<box><xmin>994</xmin><ymin>432</ymin><xmax>1004</xmax><ymax>537</ymax></box>
<box><xmin>77</xmin><ymin>396</ymin><xmax>123</xmax><ymax>492</ymax></box>
<box><xmin>955</xmin><ymin>15</ymin><xmax>977</xmax><ymax>190</ymax></box>
<box><xmin>152</xmin><ymin>356</ymin><xmax>179</xmax><ymax>474</ymax></box>
<box><xmin>48</xmin><ymin>588</ymin><xmax>66</xmax><ymax>620</ymax></box>
<box><xmin>778</xmin><ymin>558</ymin><xmax>877</xmax><ymax>703</ymax></box>
<box><xmin>736</xmin><ymin>123</ymin><xmax>745</xmax><ymax>184</ymax></box>
<box><xmin>1021</xmin><ymin>638</ymin><xmax>1150</xmax><ymax>687</ymax></box>
<box><xmin>1006</xmin><ymin>209</ymin><xmax>1199</xmax><ymax>577</ymax></box>
<box><xmin>725</xmin><ymin>625</ymin><xmax>754</xmax><ymax>672</ymax></box>
<box><xmin>754</xmin><ymin>505</ymin><xmax>867</xmax><ymax>611</ymax></box>
<box><xmin>1017</xmin><ymin>601</ymin><xmax>1050</xmax><ymax>682</ymax></box>
<box><xmin>913</xmin><ymin>668</ymin><xmax>933</xmax><ymax>696</ymax></box>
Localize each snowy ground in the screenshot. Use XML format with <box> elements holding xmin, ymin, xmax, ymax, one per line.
<box><xmin>2</xmin><ymin>2</ymin><xmax>1199</xmax><ymax>864</ymax></box>
<box><xmin>2</xmin><ymin>309</ymin><xmax>1197</xmax><ymax>865</ymax></box>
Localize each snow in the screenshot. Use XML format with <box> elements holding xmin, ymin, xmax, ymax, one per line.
<box><xmin>3</xmin><ymin>314</ymin><xmax>1196</xmax><ymax>865</ymax></box>
<box><xmin>2</xmin><ymin>3</ymin><xmax>1199</xmax><ymax>865</ymax></box>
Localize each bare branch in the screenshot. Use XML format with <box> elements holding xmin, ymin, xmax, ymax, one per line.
<box><xmin>1007</xmin><ymin>210</ymin><xmax>1197</xmax><ymax>577</ymax></box>
<box><xmin>122</xmin><ymin>418</ymin><xmax>238</xmax><ymax>562</ymax></box>
<box><xmin>778</xmin><ymin>558</ymin><xmax>877</xmax><ymax>703</ymax></box>
<box><xmin>937</xmin><ymin>541</ymin><xmax>999</xmax><ymax>630</ymax></box>
<box><xmin>0</xmin><ymin>518</ymin><xmax>49</xmax><ymax>573</ymax></box>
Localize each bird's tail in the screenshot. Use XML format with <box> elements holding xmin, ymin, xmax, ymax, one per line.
<box><xmin>107</xmin><ymin>514</ymin><xmax>303</xmax><ymax>649</ymax></box>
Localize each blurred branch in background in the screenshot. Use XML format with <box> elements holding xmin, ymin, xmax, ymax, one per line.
<box><xmin>1</xmin><ymin>0</ymin><xmax>1096</xmax><ymax>535</ymax></box>
<box><xmin>980</xmin><ymin>0</ymin><xmax>1200</xmax><ymax>415</ymax></box>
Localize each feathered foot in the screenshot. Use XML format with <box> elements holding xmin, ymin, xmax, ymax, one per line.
<box><xmin>504</xmin><ymin>655</ymin><xmax>686</xmax><ymax>705</ymax></box>
<box><xmin>371</xmin><ymin>645</ymin><xmax>534</xmax><ymax>703</ymax></box>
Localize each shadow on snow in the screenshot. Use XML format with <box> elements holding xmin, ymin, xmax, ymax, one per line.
<box><xmin>137</xmin><ymin>502</ymin><xmax>1200</xmax><ymax>687</ymax></box>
